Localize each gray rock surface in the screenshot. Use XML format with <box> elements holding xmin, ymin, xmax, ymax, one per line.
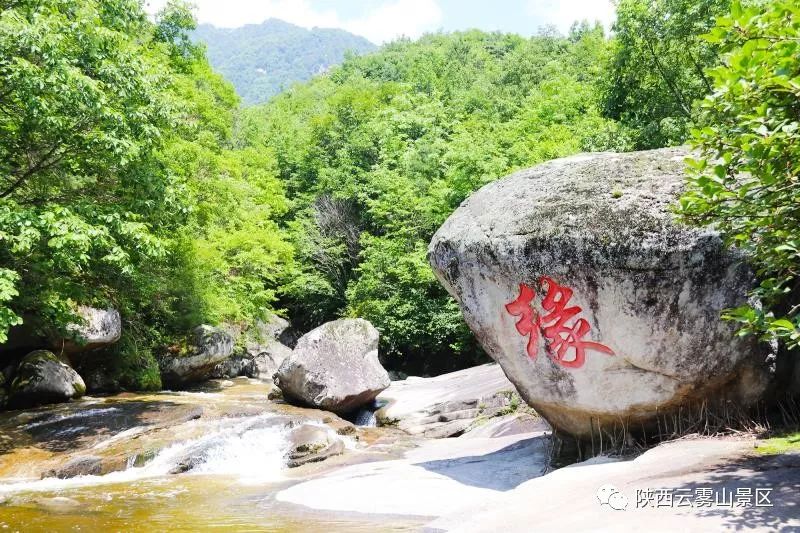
<box><xmin>376</xmin><ymin>363</ymin><xmax>529</xmax><ymax>437</ymax></box>
<box><xmin>251</xmin><ymin>341</ymin><xmax>293</xmax><ymax>379</ymax></box>
<box><xmin>427</xmin><ymin>439</ymin><xmax>799</xmax><ymax>532</ymax></box>
<box><xmin>275</xmin><ymin>318</ymin><xmax>390</xmax><ymax>414</ymax></box>
<box><xmin>159</xmin><ymin>325</ymin><xmax>234</xmax><ymax>386</ymax></box>
<box><xmin>60</xmin><ymin>306</ymin><xmax>122</xmax><ymax>353</ymax></box>
<box><xmin>42</xmin><ymin>455</ymin><xmax>102</xmax><ymax>479</ymax></box>
<box><xmin>8</xmin><ymin>350</ymin><xmax>86</xmax><ymax>408</ymax></box>
<box><xmin>277</xmin><ymin>426</ymin><xmax>551</xmax><ymax>516</ymax></box>
<box><xmin>428</xmin><ymin>147</ymin><xmax>774</xmax><ymax>438</ymax></box>
<box><xmin>210</xmin><ymin>315</ymin><xmax>294</xmax><ymax>380</ymax></box>
<box><xmin>255</xmin><ymin>313</ymin><xmax>299</xmax><ymax>348</ymax></box>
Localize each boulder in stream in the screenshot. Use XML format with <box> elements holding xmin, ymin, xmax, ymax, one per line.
<box><xmin>428</xmin><ymin>147</ymin><xmax>775</xmax><ymax>439</ymax></box>
<box><xmin>275</xmin><ymin>318</ymin><xmax>390</xmax><ymax>415</ymax></box>
<box><xmin>376</xmin><ymin>363</ymin><xmax>526</xmax><ymax>438</ymax></box>
<box><xmin>8</xmin><ymin>350</ymin><xmax>86</xmax><ymax>408</ymax></box>
<box><xmin>159</xmin><ymin>325</ymin><xmax>234</xmax><ymax>386</ymax></box>
<box><xmin>42</xmin><ymin>455</ymin><xmax>103</xmax><ymax>479</ymax></box>
<box><xmin>210</xmin><ymin>314</ymin><xmax>294</xmax><ymax>380</ymax></box>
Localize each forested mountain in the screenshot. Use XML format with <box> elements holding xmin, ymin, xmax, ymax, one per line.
<box><xmin>193</xmin><ymin>19</ymin><xmax>376</xmax><ymax>105</ymax></box>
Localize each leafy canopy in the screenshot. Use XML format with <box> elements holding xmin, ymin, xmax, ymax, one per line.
<box><xmin>0</xmin><ymin>0</ymin><xmax>292</xmax><ymax>388</ymax></box>
<box><xmin>241</xmin><ymin>27</ymin><xmax>629</xmax><ymax>372</ymax></box>
<box><xmin>603</xmin><ymin>0</ymin><xmax>728</xmax><ymax>148</ymax></box>
<box><xmin>679</xmin><ymin>0</ymin><xmax>800</xmax><ymax>348</ymax></box>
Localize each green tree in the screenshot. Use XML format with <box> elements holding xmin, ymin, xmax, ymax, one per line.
<box><xmin>0</xmin><ymin>0</ymin><xmax>292</xmax><ymax>389</ymax></box>
<box><xmin>242</xmin><ymin>28</ymin><xmax>626</xmax><ymax>372</ymax></box>
<box><xmin>603</xmin><ymin>0</ymin><xmax>728</xmax><ymax>148</ymax></box>
<box><xmin>0</xmin><ymin>0</ymin><xmax>171</xmax><ymax>342</ymax></box>
<box><xmin>678</xmin><ymin>0</ymin><xmax>800</xmax><ymax>347</ymax></box>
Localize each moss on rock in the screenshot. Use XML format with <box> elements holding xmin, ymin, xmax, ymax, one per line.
<box><xmin>8</xmin><ymin>350</ymin><xmax>85</xmax><ymax>408</ymax></box>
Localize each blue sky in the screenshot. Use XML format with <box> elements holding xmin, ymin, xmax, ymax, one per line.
<box><xmin>144</xmin><ymin>0</ymin><xmax>617</xmax><ymax>44</ymax></box>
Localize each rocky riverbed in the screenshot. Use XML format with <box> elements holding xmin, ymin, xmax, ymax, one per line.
<box><xmin>0</xmin><ymin>365</ymin><xmax>537</xmax><ymax>530</ymax></box>
<box><xmin>0</xmin><ymin>368</ymin><xmax>796</xmax><ymax>532</ymax></box>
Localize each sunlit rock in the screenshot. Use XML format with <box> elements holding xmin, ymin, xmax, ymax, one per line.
<box><xmin>8</xmin><ymin>350</ymin><xmax>85</xmax><ymax>408</ymax></box>
<box><xmin>275</xmin><ymin>318</ymin><xmax>390</xmax><ymax>415</ymax></box>
<box><xmin>60</xmin><ymin>306</ymin><xmax>122</xmax><ymax>353</ymax></box>
<box><xmin>428</xmin><ymin>147</ymin><xmax>775</xmax><ymax>438</ymax></box>
<box><xmin>159</xmin><ymin>325</ymin><xmax>234</xmax><ymax>386</ymax></box>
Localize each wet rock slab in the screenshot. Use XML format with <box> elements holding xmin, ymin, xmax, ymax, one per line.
<box><xmin>277</xmin><ymin>419</ymin><xmax>551</xmax><ymax>516</ymax></box>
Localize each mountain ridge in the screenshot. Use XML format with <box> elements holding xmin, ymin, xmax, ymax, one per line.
<box><xmin>193</xmin><ymin>18</ymin><xmax>377</xmax><ymax>105</ymax></box>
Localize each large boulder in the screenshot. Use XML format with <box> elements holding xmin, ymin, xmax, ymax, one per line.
<box><xmin>428</xmin><ymin>147</ymin><xmax>775</xmax><ymax>439</ymax></box>
<box><xmin>248</xmin><ymin>316</ymin><xmax>295</xmax><ymax>377</ymax></box>
<box><xmin>159</xmin><ymin>325</ymin><xmax>234</xmax><ymax>386</ymax></box>
<box><xmin>59</xmin><ymin>306</ymin><xmax>122</xmax><ymax>354</ymax></box>
<box><xmin>8</xmin><ymin>350</ymin><xmax>86</xmax><ymax>408</ymax></box>
<box><xmin>209</xmin><ymin>341</ymin><xmax>292</xmax><ymax>381</ymax></box>
<box><xmin>255</xmin><ymin>313</ymin><xmax>300</xmax><ymax>348</ymax></box>
<box><xmin>275</xmin><ymin>319</ymin><xmax>390</xmax><ymax>414</ymax></box>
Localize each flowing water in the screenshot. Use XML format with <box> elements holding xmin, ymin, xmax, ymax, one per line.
<box><xmin>0</xmin><ymin>379</ymin><xmax>424</xmax><ymax>531</ymax></box>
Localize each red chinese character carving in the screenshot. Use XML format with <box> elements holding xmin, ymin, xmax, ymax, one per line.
<box><xmin>505</xmin><ymin>276</ymin><xmax>614</xmax><ymax>368</ymax></box>
<box><xmin>504</xmin><ymin>283</ymin><xmax>540</xmax><ymax>359</ymax></box>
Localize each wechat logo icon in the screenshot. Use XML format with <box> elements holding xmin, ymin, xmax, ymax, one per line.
<box><xmin>597</xmin><ymin>484</ymin><xmax>629</xmax><ymax>510</ymax></box>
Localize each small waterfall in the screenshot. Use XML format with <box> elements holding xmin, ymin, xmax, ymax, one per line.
<box><xmin>0</xmin><ymin>413</ymin><xmax>293</xmax><ymax>494</ymax></box>
<box><xmin>353</xmin><ymin>408</ymin><xmax>377</xmax><ymax>427</ymax></box>
<box><xmin>351</xmin><ymin>398</ymin><xmax>388</xmax><ymax>427</ymax></box>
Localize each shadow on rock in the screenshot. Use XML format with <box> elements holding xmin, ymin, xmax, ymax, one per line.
<box><xmin>666</xmin><ymin>452</ymin><xmax>800</xmax><ymax>531</ymax></box>
<box><xmin>414</xmin><ymin>434</ymin><xmax>551</xmax><ymax>491</ymax></box>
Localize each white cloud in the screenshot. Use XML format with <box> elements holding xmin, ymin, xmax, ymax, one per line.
<box><xmin>524</xmin><ymin>0</ymin><xmax>616</xmax><ymax>33</ymax></box>
<box><xmin>341</xmin><ymin>0</ymin><xmax>443</xmax><ymax>44</ymax></box>
<box><xmin>143</xmin><ymin>0</ymin><xmax>442</xmax><ymax>44</ymax></box>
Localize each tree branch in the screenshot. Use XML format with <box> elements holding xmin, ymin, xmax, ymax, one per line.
<box><xmin>644</xmin><ymin>38</ymin><xmax>693</xmax><ymax>119</ymax></box>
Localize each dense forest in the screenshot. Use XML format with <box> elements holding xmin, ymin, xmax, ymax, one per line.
<box><xmin>194</xmin><ymin>19</ymin><xmax>376</xmax><ymax>105</ymax></box>
<box><xmin>1</xmin><ymin>0</ymin><xmax>797</xmax><ymax>386</ymax></box>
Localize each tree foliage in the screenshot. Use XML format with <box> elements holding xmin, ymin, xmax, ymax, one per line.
<box><xmin>240</xmin><ymin>27</ymin><xmax>629</xmax><ymax>372</ymax></box>
<box><xmin>678</xmin><ymin>0</ymin><xmax>800</xmax><ymax>348</ymax></box>
<box><xmin>6</xmin><ymin>0</ymin><xmax>779</xmax><ymax>381</ymax></box>
<box><xmin>0</xmin><ymin>0</ymin><xmax>292</xmax><ymax>386</ymax></box>
<box><xmin>0</xmin><ymin>0</ymin><xmax>171</xmax><ymax>343</ymax></box>
<box><xmin>603</xmin><ymin>0</ymin><xmax>729</xmax><ymax>148</ymax></box>
<box><xmin>194</xmin><ymin>19</ymin><xmax>376</xmax><ymax>105</ymax></box>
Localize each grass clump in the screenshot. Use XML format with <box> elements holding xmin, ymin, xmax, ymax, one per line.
<box><xmin>756</xmin><ymin>431</ymin><xmax>800</xmax><ymax>455</ymax></box>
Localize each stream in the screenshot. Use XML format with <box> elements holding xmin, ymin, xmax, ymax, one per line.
<box><xmin>0</xmin><ymin>379</ymin><xmax>425</xmax><ymax>531</ymax></box>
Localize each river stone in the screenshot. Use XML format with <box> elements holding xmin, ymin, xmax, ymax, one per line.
<box><xmin>59</xmin><ymin>306</ymin><xmax>122</xmax><ymax>353</ymax></box>
<box><xmin>159</xmin><ymin>325</ymin><xmax>234</xmax><ymax>386</ymax></box>
<box><xmin>258</xmin><ymin>314</ymin><xmax>299</xmax><ymax>347</ymax></box>
<box><xmin>428</xmin><ymin>147</ymin><xmax>774</xmax><ymax>439</ymax></box>
<box><xmin>8</xmin><ymin>350</ymin><xmax>86</xmax><ymax>408</ymax></box>
<box><xmin>275</xmin><ymin>319</ymin><xmax>390</xmax><ymax>415</ymax></box>
<box><xmin>42</xmin><ymin>455</ymin><xmax>103</xmax><ymax>479</ymax></box>
<box><xmin>254</xmin><ymin>342</ymin><xmax>293</xmax><ymax>378</ymax></box>
<box><xmin>286</xmin><ymin>424</ymin><xmax>345</xmax><ymax>468</ymax></box>
<box><xmin>286</xmin><ymin>424</ymin><xmax>345</xmax><ymax>467</ymax></box>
